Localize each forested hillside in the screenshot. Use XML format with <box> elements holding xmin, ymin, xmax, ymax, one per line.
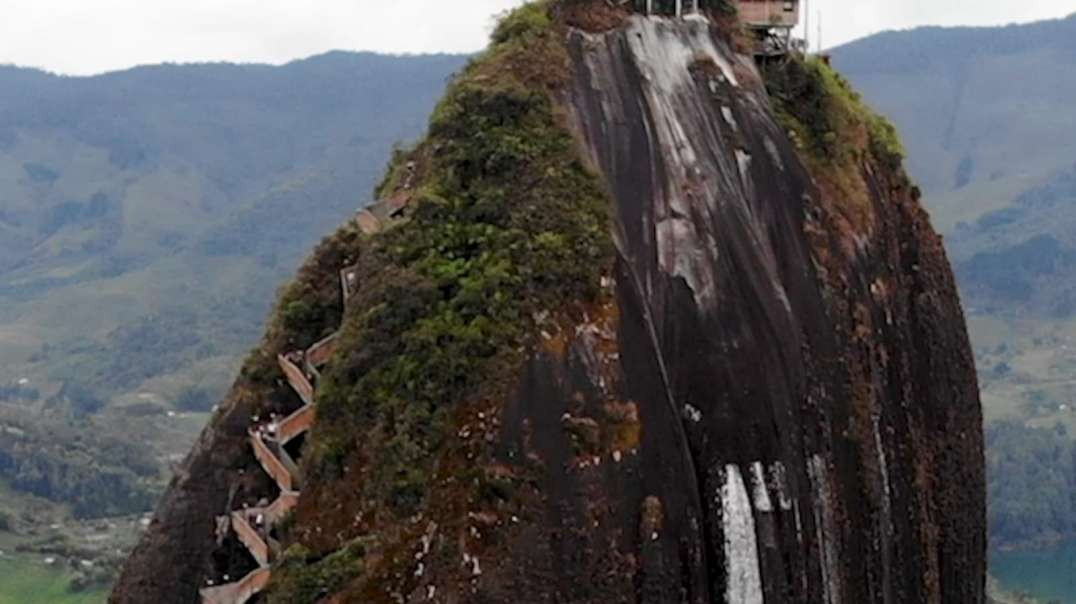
<box><xmin>0</xmin><ymin>52</ymin><xmax>465</xmax><ymax>524</ymax></box>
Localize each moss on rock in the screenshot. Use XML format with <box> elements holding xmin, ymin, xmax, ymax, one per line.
<box><xmin>763</xmin><ymin>55</ymin><xmax>909</xmax><ymax>231</ymax></box>
<box><xmin>268</xmin><ymin>540</ymin><xmax>370</xmax><ymax>604</ymax></box>
<box><xmin>263</xmin><ymin>3</ymin><xmax>613</xmax><ymax>595</ymax></box>
<box><xmin>308</xmin><ymin>0</ymin><xmax>611</xmax><ymax>513</ymax></box>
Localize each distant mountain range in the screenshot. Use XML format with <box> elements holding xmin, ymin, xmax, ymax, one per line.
<box><xmin>0</xmin><ymin>52</ymin><xmax>466</xmax><ymax>518</ymax></box>
<box><xmin>0</xmin><ymin>52</ymin><xmax>466</xmax><ymax>409</ymax></box>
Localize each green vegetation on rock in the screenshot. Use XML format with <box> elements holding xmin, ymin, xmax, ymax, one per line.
<box><xmin>268</xmin><ymin>540</ymin><xmax>368</xmax><ymax>604</ymax></box>
<box><xmin>311</xmin><ymin>0</ymin><xmax>611</xmax><ymax>513</ymax></box>
<box><xmin>764</xmin><ymin>55</ymin><xmax>904</xmax><ymax>171</ymax></box>
<box><xmin>260</xmin><ymin>2</ymin><xmax>613</xmax><ymax>593</ymax></box>
<box><xmin>761</xmin><ymin>54</ymin><xmax>910</xmax><ymax>235</ymax></box>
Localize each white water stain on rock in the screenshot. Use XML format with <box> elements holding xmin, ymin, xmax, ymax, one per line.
<box><xmin>721</xmin><ymin>105</ymin><xmax>738</xmax><ymax>130</ymax></box>
<box><xmin>749</xmin><ymin>461</ymin><xmax>773</xmax><ymax>513</ymax></box>
<box><xmin>763</xmin><ymin>136</ymin><xmax>784</xmax><ymax>172</ymax></box>
<box><xmin>722</xmin><ymin>464</ymin><xmax>764</xmax><ymax>604</ymax></box>
<box><xmin>627</xmin><ymin>16</ymin><xmax>739</xmax><ymax>92</ymax></box>
<box><xmin>736</xmin><ymin>149</ymin><xmax>753</xmax><ymax>189</ymax></box>
<box><xmin>622</xmin><ymin>15</ymin><xmax>743</xmax><ymax>308</ymax></box>
<box><xmin>770</xmin><ymin>461</ymin><xmax>793</xmax><ymax>511</ymax></box>
<box><xmin>808</xmin><ymin>454</ymin><xmax>842</xmax><ymax>604</ymax></box>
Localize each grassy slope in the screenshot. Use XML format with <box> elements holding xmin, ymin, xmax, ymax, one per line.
<box><xmin>0</xmin><ymin>514</ymin><xmax>109</xmax><ymax>604</ymax></box>
<box><xmin>0</xmin><ymin>557</ymin><xmax>106</xmax><ymax>604</ymax></box>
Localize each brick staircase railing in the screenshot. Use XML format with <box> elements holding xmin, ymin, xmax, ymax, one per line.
<box><xmin>199</xmin><ymin>346</ymin><xmax>332</xmax><ymax>603</ymax></box>
<box><xmin>198</xmin><ymin>201</ymin><xmax>395</xmax><ymax>604</ymax></box>
<box><xmin>199</xmin><ymin>283</ymin><xmax>351</xmax><ymax>603</ymax></box>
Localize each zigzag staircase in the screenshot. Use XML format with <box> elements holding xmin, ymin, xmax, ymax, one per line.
<box><xmin>199</xmin><ymin>265</ymin><xmax>359</xmax><ymax>604</ymax></box>
<box><xmin>198</xmin><ymin>196</ymin><xmax>403</xmax><ymax>604</ymax></box>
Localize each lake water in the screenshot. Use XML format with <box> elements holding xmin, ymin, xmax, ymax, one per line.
<box><xmin>992</xmin><ymin>540</ymin><xmax>1076</xmax><ymax>603</ymax></box>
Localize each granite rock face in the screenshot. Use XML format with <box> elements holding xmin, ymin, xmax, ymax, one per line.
<box><xmin>513</xmin><ymin>17</ymin><xmax>985</xmax><ymax>602</ymax></box>
<box><xmin>112</xmin><ymin>13</ymin><xmax>985</xmax><ymax>604</ymax></box>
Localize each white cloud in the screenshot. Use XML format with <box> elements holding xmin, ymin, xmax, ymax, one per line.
<box><xmin>1</xmin><ymin>0</ymin><xmax>524</xmax><ymax>75</ymax></box>
<box><xmin>0</xmin><ymin>0</ymin><xmax>1073</xmax><ymax>75</ymax></box>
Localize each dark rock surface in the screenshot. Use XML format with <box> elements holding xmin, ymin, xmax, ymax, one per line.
<box><xmin>511</xmin><ymin>17</ymin><xmax>984</xmax><ymax>603</ymax></box>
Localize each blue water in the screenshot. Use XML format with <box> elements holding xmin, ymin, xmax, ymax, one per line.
<box><xmin>992</xmin><ymin>540</ymin><xmax>1076</xmax><ymax>603</ymax></box>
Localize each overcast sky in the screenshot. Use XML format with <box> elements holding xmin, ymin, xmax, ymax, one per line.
<box><xmin>1</xmin><ymin>0</ymin><xmax>1073</xmax><ymax>76</ymax></box>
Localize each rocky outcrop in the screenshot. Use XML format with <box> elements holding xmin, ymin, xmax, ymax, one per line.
<box><xmin>112</xmin><ymin>6</ymin><xmax>984</xmax><ymax>604</ymax></box>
